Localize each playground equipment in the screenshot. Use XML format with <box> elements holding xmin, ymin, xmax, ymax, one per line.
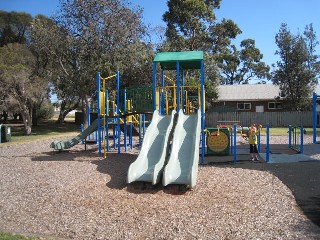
<box><xmin>96</xmin><ymin>71</ymin><xmax>152</xmax><ymax>158</ymax></box>
<box><xmin>51</xmin><ymin>119</ymin><xmax>99</xmax><ymax>151</ymax></box>
<box><xmin>127</xmin><ymin>51</ymin><xmax>205</xmax><ymax>188</ymax></box>
<box><xmin>127</xmin><ymin>110</ymin><xmax>176</xmax><ymax>184</ymax></box>
<box><xmin>313</xmin><ymin>92</ymin><xmax>319</xmax><ymax>144</ymax></box>
<box><xmin>288</xmin><ymin>125</ymin><xmax>304</xmax><ymax>153</ymax></box>
<box><xmin>162</xmin><ymin>110</ymin><xmax>201</xmax><ymax>187</ymax></box>
<box><xmin>205</xmin><ymin>123</ymin><xmax>259</xmax><ymax>156</ymax></box>
<box><xmin>51</xmin><ymin>71</ymin><xmax>150</xmax><ymax>152</ymax></box>
<box><xmin>155</xmin><ymin>75</ymin><xmax>200</xmax><ymax>115</ymax></box>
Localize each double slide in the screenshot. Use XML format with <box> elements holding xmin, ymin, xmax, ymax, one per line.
<box><xmin>127</xmin><ymin>110</ymin><xmax>201</xmax><ymax>188</ymax></box>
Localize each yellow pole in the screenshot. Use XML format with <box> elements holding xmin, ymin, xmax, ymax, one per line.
<box><xmin>100</xmin><ymin>74</ymin><xmax>117</xmax><ymax>81</ymax></box>
<box><xmin>156</xmin><ymin>88</ymin><xmax>159</xmax><ymax>111</ymax></box>
<box><xmin>127</xmin><ymin>100</ymin><xmax>132</xmax><ymax>122</ymax></box>
<box><xmin>185</xmin><ymin>90</ymin><xmax>189</xmax><ymax>114</ymax></box>
<box><xmin>102</xmin><ymin>77</ymin><xmax>107</xmax><ymax>158</ymax></box>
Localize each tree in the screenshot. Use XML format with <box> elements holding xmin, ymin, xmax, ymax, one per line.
<box><xmin>31</xmin><ymin>14</ymin><xmax>81</xmax><ymax>124</ymax></box>
<box><xmin>0</xmin><ymin>11</ymin><xmax>32</xmax><ymax>46</ymax></box>
<box><xmin>216</xmin><ymin>39</ymin><xmax>271</xmax><ymax>85</ymax></box>
<box><xmin>162</xmin><ymin>0</ymin><xmax>270</xmax><ymax>110</ymax></box>
<box><xmin>0</xmin><ymin>43</ymin><xmax>49</xmax><ymax>135</ymax></box>
<box><xmin>31</xmin><ymin>0</ymin><xmax>150</xmax><ymax>126</ymax></box>
<box><xmin>272</xmin><ymin>23</ymin><xmax>319</xmax><ymax>111</ymax></box>
<box><xmin>163</xmin><ymin>0</ymin><xmax>221</xmax><ymax>51</ymax></box>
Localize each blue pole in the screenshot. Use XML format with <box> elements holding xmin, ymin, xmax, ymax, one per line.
<box><xmin>139</xmin><ymin>114</ymin><xmax>142</xmax><ymax>148</ymax></box>
<box><xmin>229</xmin><ymin>128</ymin><xmax>233</xmax><ymax>154</ymax></box>
<box><xmin>233</xmin><ymin>124</ymin><xmax>237</xmax><ymax>163</ymax></box>
<box><xmin>152</xmin><ymin>62</ymin><xmax>157</xmax><ymax>111</ymax></box>
<box><xmin>96</xmin><ymin>72</ymin><xmax>102</xmax><ymax>155</ymax></box>
<box><xmin>130</xmin><ymin>122</ymin><xmax>133</xmax><ymax>150</ymax></box>
<box><xmin>176</xmin><ymin>61</ymin><xmax>180</xmax><ymax>112</ymax></box>
<box><xmin>313</xmin><ymin>92</ymin><xmax>317</xmax><ymax>144</ymax></box>
<box><xmin>87</xmin><ymin>105</ymin><xmax>91</xmax><ymax>125</ymax></box>
<box><xmin>113</xmin><ymin>126</ymin><xmax>116</xmax><ymax>150</ymax></box>
<box><xmin>288</xmin><ymin>125</ymin><xmax>292</xmax><ymax>149</ymax></box>
<box><xmin>300</xmin><ymin>127</ymin><xmax>304</xmax><ymax>154</ymax></box>
<box><xmin>200</xmin><ymin>59</ymin><xmax>205</xmax><ymax>164</ymax></box>
<box><xmin>87</xmin><ymin>105</ymin><xmax>91</xmax><ymax>140</ymax></box>
<box><xmin>124</xmin><ymin>89</ymin><xmax>127</xmax><ymax>152</ymax></box>
<box><xmin>182</xmin><ymin>70</ymin><xmax>185</xmax><ymax>113</ymax></box>
<box><xmin>258</xmin><ymin>128</ymin><xmax>261</xmax><ymax>152</ymax></box>
<box><xmin>266</xmin><ymin>125</ymin><xmax>270</xmax><ymax>162</ymax></box>
<box><xmin>161</xmin><ymin>70</ymin><xmax>165</xmax><ymax>115</ymax></box>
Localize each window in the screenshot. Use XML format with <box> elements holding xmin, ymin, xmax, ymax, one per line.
<box><xmin>237</xmin><ymin>102</ymin><xmax>251</xmax><ymax>110</ymax></box>
<box><xmin>268</xmin><ymin>102</ymin><xmax>282</xmax><ymax>109</ymax></box>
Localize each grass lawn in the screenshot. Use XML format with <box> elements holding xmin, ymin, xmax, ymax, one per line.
<box><xmin>260</xmin><ymin>127</ymin><xmax>318</xmax><ymax>136</ymax></box>
<box><xmin>0</xmin><ymin>116</ymin><xmax>79</xmax><ymax>146</ymax></box>
<box><xmin>0</xmin><ymin>231</ymin><xmax>40</xmax><ymax>240</ymax></box>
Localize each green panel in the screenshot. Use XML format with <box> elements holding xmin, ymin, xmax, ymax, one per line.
<box><xmin>124</xmin><ymin>86</ymin><xmax>153</xmax><ymax>112</ymax></box>
<box><xmin>153</xmin><ymin>51</ymin><xmax>203</xmax><ymax>70</ymax></box>
<box><xmin>206</xmin><ymin>128</ymin><xmax>230</xmax><ymax>156</ymax></box>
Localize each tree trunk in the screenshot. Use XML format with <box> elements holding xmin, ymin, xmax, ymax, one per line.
<box><xmin>21</xmin><ymin>110</ymin><xmax>32</xmax><ymax>135</ymax></box>
<box><xmin>56</xmin><ymin>99</ymin><xmax>79</xmax><ymax>124</ymax></box>
<box><xmin>32</xmin><ymin>107</ymin><xmax>38</xmax><ymax>126</ymax></box>
<box><xmin>81</xmin><ymin>95</ymin><xmax>89</xmax><ymax>128</ymax></box>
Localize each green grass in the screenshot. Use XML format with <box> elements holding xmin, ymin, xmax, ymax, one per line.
<box><xmin>1</xmin><ymin>118</ymin><xmax>79</xmax><ymax>145</ymax></box>
<box><xmin>0</xmin><ymin>231</ymin><xmax>40</xmax><ymax>240</ymax></box>
<box><xmin>259</xmin><ymin>127</ymin><xmax>319</xmax><ymax>136</ymax></box>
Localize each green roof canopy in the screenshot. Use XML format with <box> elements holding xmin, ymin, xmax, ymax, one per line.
<box><xmin>153</xmin><ymin>51</ymin><xmax>203</xmax><ymax>70</ymax></box>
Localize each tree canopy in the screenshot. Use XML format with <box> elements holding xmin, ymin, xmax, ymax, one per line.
<box><xmin>1</xmin><ymin>0</ymin><xmax>319</xmax><ymax>131</ymax></box>
<box><xmin>31</xmin><ymin>0</ymin><xmax>152</xmax><ymax>125</ymax></box>
<box><xmin>272</xmin><ymin>23</ymin><xmax>319</xmax><ymax>110</ymax></box>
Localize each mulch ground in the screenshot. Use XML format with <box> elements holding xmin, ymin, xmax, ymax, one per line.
<box><xmin>213</xmin><ymin>160</ymin><xmax>320</xmax><ymax>227</ymax></box>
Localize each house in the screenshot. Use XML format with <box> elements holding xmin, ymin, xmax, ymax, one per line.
<box><xmin>211</xmin><ymin>84</ymin><xmax>320</xmax><ymax>113</ymax></box>
<box><xmin>210</xmin><ymin>84</ymin><xmax>283</xmax><ymax>112</ymax></box>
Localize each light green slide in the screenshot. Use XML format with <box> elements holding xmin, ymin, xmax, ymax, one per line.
<box><xmin>127</xmin><ymin>110</ymin><xmax>176</xmax><ymax>185</ymax></box>
<box><xmin>162</xmin><ymin>110</ymin><xmax>201</xmax><ymax>188</ymax></box>
<box><xmin>50</xmin><ymin>119</ymin><xmax>99</xmax><ymax>151</ymax></box>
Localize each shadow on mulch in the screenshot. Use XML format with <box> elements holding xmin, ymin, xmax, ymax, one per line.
<box><xmin>92</xmin><ymin>153</ymin><xmax>190</xmax><ymax>195</ymax></box>
<box><xmin>91</xmin><ymin>153</ymin><xmax>135</xmax><ymax>190</ymax></box>
<box><xmin>209</xmin><ymin>160</ymin><xmax>320</xmax><ymax>228</ymax></box>
<box><xmin>31</xmin><ymin>148</ymin><xmax>98</xmax><ymax>162</ymax></box>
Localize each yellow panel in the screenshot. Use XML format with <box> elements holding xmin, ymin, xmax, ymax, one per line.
<box><xmin>156</xmin><ymin>89</ymin><xmax>159</xmax><ymax>110</ymax></box>
<box><xmin>100</xmin><ymin>91</ymin><xmax>105</xmax><ymax>115</ymax></box>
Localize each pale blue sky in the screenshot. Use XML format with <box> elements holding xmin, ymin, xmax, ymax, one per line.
<box><xmin>1</xmin><ymin>0</ymin><xmax>320</xmax><ymax>70</ymax></box>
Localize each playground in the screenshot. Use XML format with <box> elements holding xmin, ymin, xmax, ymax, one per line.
<box><xmin>1</xmin><ymin>50</ymin><xmax>320</xmax><ymax>239</ymax></box>
<box><xmin>1</xmin><ymin>135</ymin><xmax>320</xmax><ymax>239</ymax></box>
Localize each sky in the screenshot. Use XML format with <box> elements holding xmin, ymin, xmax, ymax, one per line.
<box><xmin>1</xmin><ymin>0</ymin><xmax>320</xmax><ymax>72</ymax></box>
